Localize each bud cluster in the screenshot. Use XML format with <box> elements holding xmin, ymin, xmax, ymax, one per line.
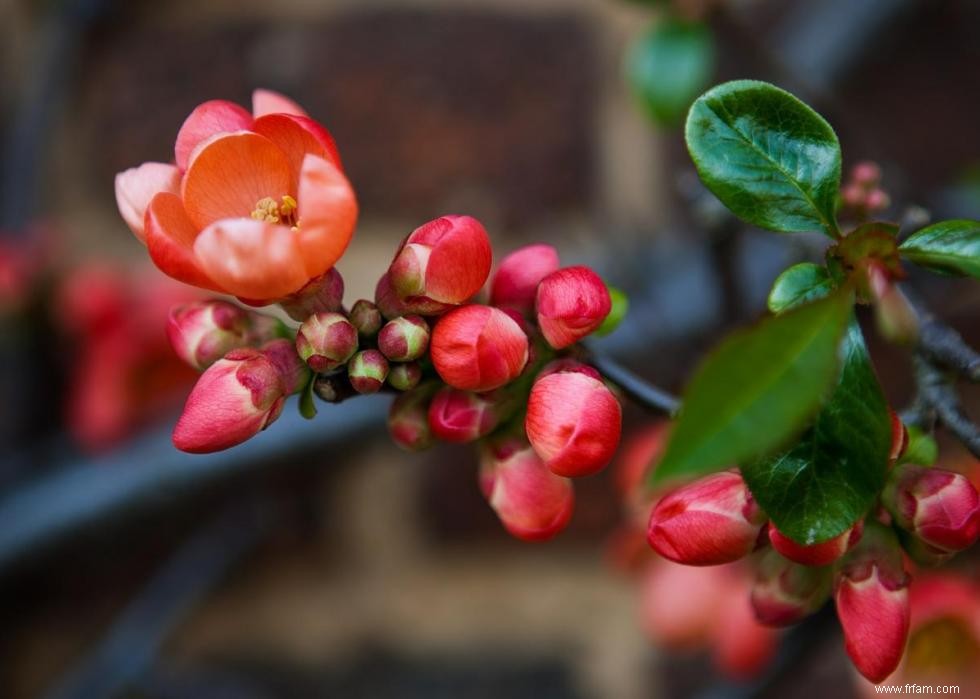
<box><xmin>841</xmin><ymin>160</ymin><xmax>891</xmax><ymax>216</ymax></box>
<box><xmin>165</xmin><ymin>213</ymin><xmax>623</xmax><ymax>542</ymax></box>
<box><xmin>629</xmin><ymin>416</ymin><xmax>980</xmax><ymax>685</ymax></box>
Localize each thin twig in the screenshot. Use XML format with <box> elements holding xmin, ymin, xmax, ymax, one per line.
<box><xmin>913</xmin><ymin>354</ymin><xmax>980</xmax><ymax>458</ymax></box>
<box><xmin>586</xmin><ymin>351</ymin><xmax>681</xmax><ymax>417</ymax></box>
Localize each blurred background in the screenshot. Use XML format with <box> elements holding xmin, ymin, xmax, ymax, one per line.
<box><xmin>1</xmin><ymin>0</ymin><xmax>979</xmax><ymax>697</ymax></box>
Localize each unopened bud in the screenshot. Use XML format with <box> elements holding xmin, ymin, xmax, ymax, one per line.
<box><xmin>378</xmin><ymin>315</ymin><xmax>430</xmax><ymax>362</ymax></box>
<box><xmin>349</xmin><ymin>299</ymin><xmax>382</xmax><ymax>338</ymax></box>
<box><xmin>277</xmin><ymin>268</ymin><xmax>344</xmax><ymax>322</ymax></box>
<box><xmin>834</xmin><ymin>522</ymin><xmax>910</xmax><ymax>684</ymax></box>
<box><xmin>172</xmin><ymin>340</ymin><xmax>304</xmax><ymax>453</ymax></box>
<box><xmin>489</xmin><ymin>243</ymin><xmax>560</xmax><ymax>314</ymax></box>
<box><xmin>646</xmin><ymin>471</ymin><xmax>766</xmax><ymax>566</ymax></box>
<box><xmin>388</xmin><ymin>215</ymin><xmax>492</xmax><ymax>306</ymax></box>
<box><xmin>535</xmin><ymin>266</ymin><xmax>612</xmax><ymax>349</ymax></box>
<box><xmin>387</xmin><ymin>383</ymin><xmax>438</xmax><ymax>451</ymax></box>
<box><xmin>430</xmin><ymin>304</ymin><xmax>529</xmax><ymax>392</ymax></box>
<box><xmin>751</xmin><ymin>549</ymin><xmax>833</xmax><ymax>626</ymax></box>
<box><xmin>168</xmin><ymin>300</ymin><xmax>250</xmax><ymax>371</ymax></box>
<box><xmin>768</xmin><ymin>520</ymin><xmax>863</xmax><ymax>567</ymax></box>
<box><xmin>525</xmin><ymin>370</ymin><xmax>621</xmax><ymax>477</ymax></box>
<box><xmin>387</xmin><ymin>362</ymin><xmax>422</xmax><ymax>391</ymax></box>
<box><xmin>428</xmin><ymin>387</ymin><xmax>510</xmax><ymax>443</ymax></box>
<box><xmin>480</xmin><ymin>438</ymin><xmax>574</xmax><ymax>542</ymax></box>
<box><xmin>374</xmin><ymin>271</ymin><xmax>449</xmax><ymax>319</ymax></box>
<box><xmin>295</xmin><ymin>312</ymin><xmax>358</xmax><ymax>372</ymax></box>
<box><xmin>883</xmin><ymin>463</ymin><xmax>980</xmax><ymax>555</ymax></box>
<box><xmin>348</xmin><ymin>349</ymin><xmax>389</xmax><ymax>394</ymax></box>
<box><xmin>868</xmin><ymin>263</ymin><xmax>918</xmax><ymax>344</ymax></box>
<box><xmin>851</xmin><ymin>161</ymin><xmax>881</xmax><ymax>187</ymax></box>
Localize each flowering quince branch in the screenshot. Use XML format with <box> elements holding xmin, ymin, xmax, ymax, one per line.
<box><xmin>115</xmin><ymin>84</ymin><xmax>980</xmax><ymax>685</ymax></box>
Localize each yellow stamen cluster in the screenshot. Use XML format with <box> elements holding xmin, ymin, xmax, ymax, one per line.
<box><xmin>251</xmin><ymin>195</ymin><xmax>300</xmax><ymax>229</ymax></box>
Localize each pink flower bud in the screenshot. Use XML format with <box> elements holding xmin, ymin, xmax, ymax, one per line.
<box><xmin>525</xmin><ymin>371</ymin><xmax>621</xmax><ymax>477</ymax></box>
<box><xmin>173</xmin><ymin>346</ymin><xmax>289</xmax><ymax>453</ymax></box>
<box><xmin>167</xmin><ymin>300</ymin><xmax>253</xmax><ymax>371</ymax></box>
<box><xmin>489</xmin><ymin>243</ymin><xmax>560</xmax><ymax>314</ymax></box>
<box><xmin>388</xmin><ymin>215</ymin><xmax>492</xmax><ymax>306</ymax></box>
<box><xmin>768</xmin><ymin>520</ymin><xmax>863</xmax><ymax>567</ymax></box>
<box><xmin>536</xmin><ymin>357</ymin><xmax>602</xmax><ymax>381</ymax></box>
<box><xmin>883</xmin><ymin>464</ymin><xmax>980</xmax><ymax>554</ymax></box>
<box><xmin>349</xmin><ymin>299</ymin><xmax>382</xmax><ymax>338</ymax></box>
<box><xmin>851</xmin><ymin>161</ymin><xmax>881</xmax><ymax>187</ymax></box>
<box><xmin>277</xmin><ymin>268</ymin><xmax>344</xmax><ymax>322</ymax></box>
<box><xmin>480</xmin><ymin>439</ymin><xmax>574</xmax><ymax>542</ymax></box>
<box><xmin>348</xmin><ymin>349</ymin><xmax>389</xmax><ymax>394</ymax></box>
<box><xmin>378</xmin><ymin>315</ymin><xmax>430</xmax><ymax>362</ymax></box>
<box><xmin>751</xmin><ymin>549</ymin><xmax>833</xmax><ymax>626</ymax></box>
<box><xmin>835</xmin><ymin>524</ymin><xmax>910</xmax><ymax>684</ymax></box>
<box><xmin>430</xmin><ymin>304</ymin><xmax>529</xmax><ymax>392</ymax></box>
<box><xmin>388</xmin><ymin>383</ymin><xmax>438</xmax><ymax>451</ymax></box>
<box><xmin>374</xmin><ymin>271</ymin><xmax>449</xmax><ymax>319</ymax></box>
<box><xmin>428</xmin><ymin>387</ymin><xmax>508</xmax><ymax>443</ymax></box>
<box><xmin>841</xmin><ymin>183</ymin><xmax>865</xmax><ymax>208</ymax></box>
<box><xmin>868</xmin><ymin>263</ymin><xmax>918</xmax><ymax>345</ymax></box>
<box><xmin>387</xmin><ymin>362</ymin><xmax>422</xmax><ymax>391</ymax></box>
<box><xmin>866</xmin><ymin>188</ymin><xmax>891</xmax><ymax>212</ymax></box>
<box><xmin>535</xmin><ymin>266</ymin><xmax>611</xmax><ymax>349</ymax></box>
<box><xmin>646</xmin><ymin>471</ymin><xmax>766</xmax><ymax>566</ymax></box>
<box><xmin>295</xmin><ymin>312</ymin><xmax>358</xmax><ymax>372</ymax></box>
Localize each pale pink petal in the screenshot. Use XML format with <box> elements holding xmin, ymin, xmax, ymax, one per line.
<box><xmin>115</xmin><ymin>162</ymin><xmax>181</xmax><ymax>242</ymax></box>
<box><xmin>294</xmin><ymin>154</ymin><xmax>358</xmax><ymax>278</ymax></box>
<box><xmin>193</xmin><ymin>217</ymin><xmax>309</xmax><ymax>301</ymax></box>
<box><xmin>252</xmin><ymin>88</ymin><xmax>309</xmax><ymax>118</ymax></box>
<box><xmin>174</xmin><ymin>99</ymin><xmax>253</xmax><ymax>171</ymax></box>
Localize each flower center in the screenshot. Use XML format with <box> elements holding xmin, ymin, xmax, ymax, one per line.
<box><xmin>906</xmin><ymin>618</ymin><xmax>979</xmax><ymax>674</ymax></box>
<box><xmin>251</xmin><ymin>195</ymin><xmax>299</xmax><ymax>229</ymax></box>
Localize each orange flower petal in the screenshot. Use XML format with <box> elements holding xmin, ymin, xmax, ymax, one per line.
<box><xmin>115</xmin><ymin>162</ymin><xmax>180</xmax><ymax>242</ymax></box>
<box><xmin>295</xmin><ymin>154</ymin><xmax>358</xmax><ymax>279</ymax></box>
<box><xmin>193</xmin><ymin>218</ymin><xmax>310</xmax><ymax>300</ymax></box>
<box><xmin>144</xmin><ymin>193</ymin><xmax>224</xmax><ymax>292</ymax></box>
<box><xmin>181</xmin><ymin>132</ymin><xmax>293</xmax><ymax>230</ymax></box>
<box><xmin>174</xmin><ymin>100</ymin><xmax>253</xmax><ymax>171</ymax></box>
<box><xmin>253</xmin><ymin>113</ymin><xmax>343</xmax><ymax>178</ymax></box>
<box><xmin>252</xmin><ymin>88</ymin><xmax>308</xmax><ymax>118</ymax></box>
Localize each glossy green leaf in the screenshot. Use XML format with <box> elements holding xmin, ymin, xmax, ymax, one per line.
<box><xmin>596</xmin><ymin>286</ymin><xmax>629</xmax><ymax>336</ymax></box>
<box><xmin>652</xmin><ymin>290</ymin><xmax>852</xmax><ymax>485</ymax></box>
<box><xmin>626</xmin><ymin>19</ymin><xmax>714</xmax><ymax>127</ymax></box>
<box><xmin>742</xmin><ymin>322</ymin><xmax>892</xmax><ymax>544</ymax></box>
<box><xmin>899</xmin><ymin>219</ymin><xmax>980</xmax><ymax>278</ymax></box>
<box><xmin>900</xmin><ymin>425</ymin><xmax>939</xmax><ymax>467</ymax></box>
<box><xmin>767</xmin><ymin>263</ymin><xmax>834</xmax><ymax>314</ymax></box>
<box><xmin>685</xmin><ymin>80</ymin><xmax>842</xmax><ymax>236</ymax></box>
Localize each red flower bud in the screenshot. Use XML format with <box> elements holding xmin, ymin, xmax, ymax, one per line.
<box><xmin>883</xmin><ymin>464</ymin><xmax>980</xmax><ymax>555</ymax></box>
<box><xmin>430</xmin><ymin>305</ymin><xmax>529</xmax><ymax>392</ymax></box>
<box><xmin>428</xmin><ymin>387</ymin><xmax>509</xmax><ymax>443</ymax></box>
<box><xmin>168</xmin><ymin>300</ymin><xmax>252</xmax><ymax>370</ymax></box>
<box><xmin>295</xmin><ymin>312</ymin><xmax>358</xmax><ymax>372</ymax></box>
<box><xmin>525</xmin><ymin>371</ymin><xmax>621</xmax><ymax>477</ymax></box>
<box><xmin>768</xmin><ymin>520</ymin><xmax>863</xmax><ymax>567</ymax></box>
<box><xmin>387</xmin><ymin>362</ymin><xmax>422</xmax><ymax>391</ymax></box>
<box><xmin>751</xmin><ymin>549</ymin><xmax>833</xmax><ymax>627</ymax></box>
<box><xmin>347</xmin><ymin>349</ymin><xmax>389</xmax><ymax>394</ymax></box>
<box><xmin>258</xmin><ymin>338</ymin><xmax>309</xmax><ymax>395</ymax></box>
<box><xmin>535</xmin><ymin>266</ymin><xmax>611</xmax><ymax>349</ymax></box>
<box><xmin>349</xmin><ymin>299</ymin><xmax>382</xmax><ymax>338</ymax></box>
<box><xmin>489</xmin><ymin>243</ymin><xmax>560</xmax><ymax>314</ymax></box>
<box><xmin>835</xmin><ymin>524</ymin><xmax>910</xmax><ymax>684</ymax></box>
<box><xmin>536</xmin><ymin>358</ymin><xmax>602</xmax><ymax>381</ymax></box>
<box><xmin>378</xmin><ymin>315</ymin><xmax>430</xmax><ymax>362</ymax></box>
<box><xmin>374</xmin><ymin>271</ymin><xmax>449</xmax><ymax>319</ymax></box>
<box><xmin>480</xmin><ymin>439</ymin><xmax>574</xmax><ymax>542</ymax></box>
<box><xmin>172</xmin><ymin>341</ymin><xmax>303</xmax><ymax>453</ymax></box>
<box><xmin>646</xmin><ymin>471</ymin><xmax>766</xmax><ymax>566</ymax></box>
<box><xmin>388</xmin><ymin>215</ymin><xmax>492</xmax><ymax>306</ymax></box>
<box><xmin>276</xmin><ymin>268</ymin><xmax>344</xmax><ymax>322</ymax></box>
<box><xmin>387</xmin><ymin>383</ymin><xmax>438</xmax><ymax>451</ymax></box>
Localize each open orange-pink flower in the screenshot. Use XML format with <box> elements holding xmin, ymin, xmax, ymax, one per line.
<box><xmin>114</xmin><ymin>89</ymin><xmax>357</xmax><ymax>302</ymax></box>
